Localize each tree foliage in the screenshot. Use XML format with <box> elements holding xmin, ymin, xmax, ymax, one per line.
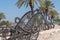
<box><xmin>0</xmin><ymin>21</ymin><xmax>12</xmax><ymax>27</ymax></box>
<box><xmin>0</xmin><ymin>13</ymin><xmax>5</xmax><ymax>21</ymax></box>
<box><xmin>49</xmin><ymin>9</ymin><xmax>58</xmax><ymax>19</ymax></box>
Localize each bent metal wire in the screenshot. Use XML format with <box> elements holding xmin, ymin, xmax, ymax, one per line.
<box><xmin>5</xmin><ymin>9</ymin><xmax>55</xmax><ymax>40</ymax></box>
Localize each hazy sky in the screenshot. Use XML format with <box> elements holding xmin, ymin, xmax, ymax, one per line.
<box><xmin>0</xmin><ymin>0</ymin><xmax>60</xmax><ymax>22</ymax></box>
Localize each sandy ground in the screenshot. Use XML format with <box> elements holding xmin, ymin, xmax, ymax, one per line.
<box><xmin>0</xmin><ymin>24</ymin><xmax>60</xmax><ymax>40</ymax></box>
<box><xmin>37</xmin><ymin>24</ymin><xmax>60</xmax><ymax>40</ymax></box>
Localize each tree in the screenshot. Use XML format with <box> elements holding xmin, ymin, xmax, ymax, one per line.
<box><xmin>16</xmin><ymin>0</ymin><xmax>45</xmax><ymax>16</ymax></box>
<box><xmin>39</xmin><ymin>0</ymin><xmax>58</xmax><ymax>21</ymax></box>
<box><xmin>49</xmin><ymin>9</ymin><xmax>58</xmax><ymax>19</ymax></box>
<box><xmin>0</xmin><ymin>21</ymin><xmax>6</xmax><ymax>26</ymax></box>
<box><xmin>0</xmin><ymin>21</ymin><xmax>12</xmax><ymax>27</ymax></box>
<box><xmin>44</xmin><ymin>0</ymin><xmax>58</xmax><ymax>22</ymax></box>
<box><xmin>48</xmin><ymin>9</ymin><xmax>58</xmax><ymax>28</ymax></box>
<box><xmin>55</xmin><ymin>19</ymin><xmax>60</xmax><ymax>22</ymax></box>
<box><xmin>0</xmin><ymin>13</ymin><xmax>5</xmax><ymax>21</ymax></box>
<box><xmin>6</xmin><ymin>21</ymin><xmax>12</xmax><ymax>27</ymax></box>
<box><xmin>36</xmin><ymin>0</ymin><xmax>58</xmax><ymax>29</ymax></box>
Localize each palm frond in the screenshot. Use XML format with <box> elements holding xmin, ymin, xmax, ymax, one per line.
<box><xmin>16</xmin><ymin>0</ymin><xmax>24</xmax><ymax>8</ymax></box>
<box><xmin>49</xmin><ymin>9</ymin><xmax>58</xmax><ymax>19</ymax></box>
<box><xmin>37</xmin><ymin>0</ymin><xmax>45</xmax><ymax>7</ymax></box>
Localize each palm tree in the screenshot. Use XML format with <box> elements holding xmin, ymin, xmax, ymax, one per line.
<box><xmin>16</xmin><ymin>0</ymin><xmax>57</xmax><ymax>20</ymax></box>
<box><xmin>16</xmin><ymin>0</ymin><xmax>33</xmax><ymax>15</ymax></box>
<box><xmin>16</xmin><ymin>0</ymin><xmax>45</xmax><ymax>16</ymax></box>
<box><xmin>44</xmin><ymin>0</ymin><xmax>58</xmax><ymax>22</ymax></box>
<box><xmin>37</xmin><ymin>0</ymin><xmax>58</xmax><ymax>29</ymax></box>
<box><xmin>0</xmin><ymin>13</ymin><xmax>5</xmax><ymax>21</ymax></box>
<box><xmin>45</xmin><ymin>0</ymin><xmax>55</xmax><ymax>25</ymax></box>
<box><xmin>40</xmin><ymin>0</ymin><xmax>55</xmax><ymax>21</ymax></box>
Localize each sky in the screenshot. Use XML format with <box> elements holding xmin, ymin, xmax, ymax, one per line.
<box><xmin>0</xmin><ymin>0</ymin><xmax>60</xmax><ymax>22</ymax></box>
